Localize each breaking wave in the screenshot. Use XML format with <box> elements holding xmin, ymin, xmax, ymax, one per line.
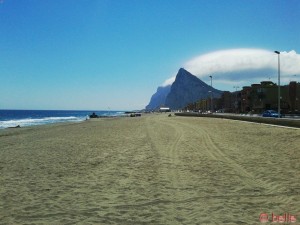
<box><xmin>0</xmin><ymin>116</ymin><xmax>86</xmax><ymax>129</ymax></box>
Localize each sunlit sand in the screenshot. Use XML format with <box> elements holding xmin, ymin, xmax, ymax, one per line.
<box><xmin>0</xmin><ymin>114</ymin><xmax>299</xmax><ymax>224</ymax></box>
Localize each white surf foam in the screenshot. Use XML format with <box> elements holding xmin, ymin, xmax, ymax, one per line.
<box><xmin>0</xmin><ymin>116</ymin><xmax>86</xmax><ymax>129</ymax></box>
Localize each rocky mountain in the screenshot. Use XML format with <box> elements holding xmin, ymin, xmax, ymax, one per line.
<box><xmin>146</xmin><ymin>68</ymin><xmax>223</xmax><ymax>110</ymax></box>
<box><xmin>145</xmin><ymin>85</ymin><xmax>171</xmax><ymax>110</ymax></box>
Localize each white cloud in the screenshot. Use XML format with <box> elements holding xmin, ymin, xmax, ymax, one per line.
<box><xmin>162</xmin><ymin>48</ymin><xmax>300</xmax><ymax>87</ymax></box>
<box><xmin>162</xmin><ymin>76</ymin><xmax>176</xmax><ymax>86</ymax></box>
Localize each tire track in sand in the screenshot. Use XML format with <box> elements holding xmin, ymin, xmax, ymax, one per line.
<box><xmin>144</xmin><ymin>116</ymin><xmax>189</xmax><ymax>222</ymax></box>
<box><xmin>145</xmin><ymin>116</ymin><xmax>185</xmax><ymax>190</ymax></box>
<box><xmin>173</xmin><ymin>118</ymin><xmax>295</xmax><ymax>205</ymax></box>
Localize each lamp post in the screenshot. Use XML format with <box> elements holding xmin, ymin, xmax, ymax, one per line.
<box><xmin>209</xmin><ymin>75</ymin><xmax>213</xmax><ymax>113</ymax></box>
<box><xmin>274</xmin><ymin>51</ymin><xmax>281</xmax><ymax>118</ymax></box>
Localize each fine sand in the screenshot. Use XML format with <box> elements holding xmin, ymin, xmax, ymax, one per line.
<box><xmin>0</xmin><ymin>114</ymin><xmax>299</xmax><ymax>224</ymax></box>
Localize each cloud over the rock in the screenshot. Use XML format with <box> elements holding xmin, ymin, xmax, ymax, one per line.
<box><xmin>163</xmin><ymin>48</ymin><xmax>300</xmax><ymax>87</ymax></box>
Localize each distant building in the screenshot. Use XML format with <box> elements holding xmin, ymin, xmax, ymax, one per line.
<box><xmin>183</xmin><ymin>80</ymin><xmax>300</xmax><ymax>114</ymax></box>
<box><xmin>288</xmin><ymin>81</ymin><xmax>300</xmax><ymax>113</ymax></box>
<box><xmin>241</xmin><ymin>81</ymin><xmax>300</xmax><ymax>114</ymax></box>
<box><xmin>219</xmin><ymin>91</ymin><xmax>235</xmax><ymax>113</ymax></box>
<box><xmin>159</xmin><ymin>107</ymin><xmax>171</xmax><ymax>112</ymax></box>
<box><xmin>241</xmin><ymin>86</ymin><xmax>251</xmax><ymax>113</ymax></box>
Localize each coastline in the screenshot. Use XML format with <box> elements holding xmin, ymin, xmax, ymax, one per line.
<box><xmin>0</xmin><ymin>109</ymin><xmax>126</xmax><ymax>129</ymax></box>
<box><xmin>1</xmin><ymin>114</ymin><xmax>299</xmax><ymax>224</ymax></box>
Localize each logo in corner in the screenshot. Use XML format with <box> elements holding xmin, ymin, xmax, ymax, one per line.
<box><xmin>259</xmin><ymin>213</ymin><xmax>269</xmax><ymax>223</ymax></box>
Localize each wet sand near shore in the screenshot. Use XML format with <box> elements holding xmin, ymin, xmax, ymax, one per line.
<box><xmin>0</xmin><ymin>114</ymin><xmax>299</xmax><ymax>224</ymax></box>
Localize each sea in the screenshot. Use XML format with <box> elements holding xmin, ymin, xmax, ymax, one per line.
<box><xmin>0</xmin><ymin>110</ymin><xmax>126</xmax><ymax>129</ymax></box>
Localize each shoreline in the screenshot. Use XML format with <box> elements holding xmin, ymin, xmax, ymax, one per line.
<box><xmin>0</xmin><ymin>109</ymin><xmax>128</xmax><ymax>130</ymax></box>
<box><xmin>0</xmin><ymin>115</ymin><xmax>129</xmax><ymax>131</ymax></box>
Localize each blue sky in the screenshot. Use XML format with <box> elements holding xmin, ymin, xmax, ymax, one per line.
<box><xmin>1</xmin><ymin>0</ymin><xmax>299</xmax><ymax>110</ymax></box>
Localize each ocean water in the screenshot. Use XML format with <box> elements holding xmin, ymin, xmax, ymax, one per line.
<box><xmin>0</xmin><ymin>110</ymin><xmax>126</xmax><ymax>129</ymax></box>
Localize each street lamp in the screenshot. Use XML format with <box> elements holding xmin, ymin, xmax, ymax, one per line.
<box><xmin>274</xmin><ymin>51</ymin><xmax>281</xmax><ymax>118</ymax></box>
<box><xmin>209</xmin><ymin>75</ymin><xmax>213</xmax><ymax>112</ymax></box>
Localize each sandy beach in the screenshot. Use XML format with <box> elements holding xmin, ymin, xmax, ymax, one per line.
<box><xmin>0</xmin><ymin>114</ymin><xmax>299</xmax><ymax>224</ymax></box>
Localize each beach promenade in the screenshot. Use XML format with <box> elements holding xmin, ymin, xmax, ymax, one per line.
<box><xmin>0</xmin><ymin>114</ymin><xmax>299</xmax><ymax>224</ymax></box>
